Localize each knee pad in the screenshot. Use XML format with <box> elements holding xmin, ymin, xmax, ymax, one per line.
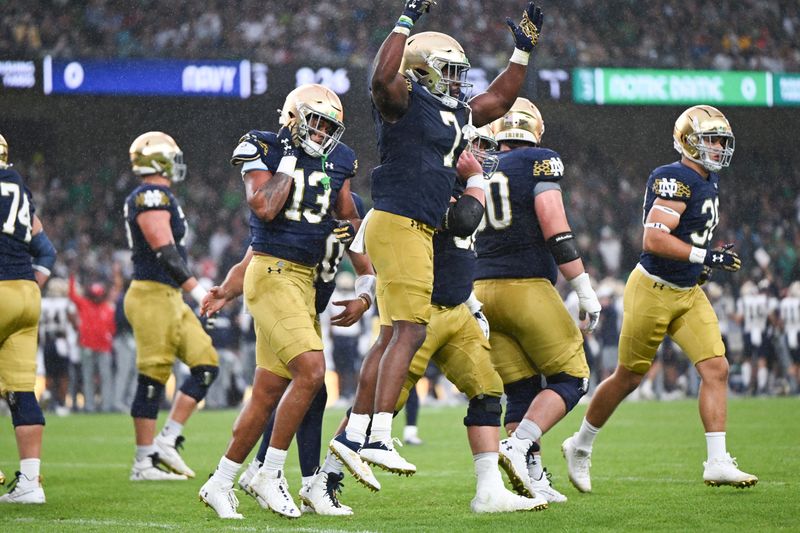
<box><xmin>545</xmin><ymin>372</ymin><xmax>589</xmax><ymax>413</ymax></box>
<box><xmin>179</xmin><ymin>365</ymin><xmax>219</xmax><ymax>401</ymax></box>
<box><xmin>7</xmin><ymin>391</ymin><xmax>45</xmax><ymax>427</ymax></box>
<box><xmin>463</xmin><ymin>394</ymin><xmax>502</xmax><ymax>427</ymax></box>
<box><xmin>130</xmin><ymin>374</ymin><xmax>165</xmax><ymax>419</ymax></box>
<box><xmin>503</xmin><ymin>376</ymin><xmax>541</xmax><ymax>426</ymax></box>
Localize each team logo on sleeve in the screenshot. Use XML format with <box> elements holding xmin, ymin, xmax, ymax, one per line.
<box><xmin>533</xmin><ymin>157</ymin><xmax>564</xmax><ymax>177</ymax></box>
<box><xmin>652</xmin><ymin>177</ymin><xmax>691</xmax><ymax>200</ymax></box>
<box><xmin>135</xmin><ymin>190</ymin><xmax>170</xmax><ymax>208</ymax></box>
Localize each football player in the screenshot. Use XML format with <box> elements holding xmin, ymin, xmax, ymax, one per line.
<box><xmin>335</xmin><ymin>0</ymin><xmax>544</xmax><ymax>479</ymax></box>
<box><xmin>123</xmin><ymin>131</ymin><xmax>219</xmax><ymax>482</ymax></box>
<box><xmin>471</xmin><ymin>99</ymin><xmax>598</xmax><ymax>503</ymax></box>
<box><xmin>563</xmin><ymin>105</ymin><xmax>758</xmax><ymax>491</ymax></box>
<box><xmin>0</xmin><ymin>133</ymin><xmax>56</xmax><ymax>504</ymax></box>
<box><xmin>202</xmin><ymin>193</ymin><xmax>373</xmax><ymax>517</ymax></box>
<box><xmin>779</xmin><ymin>282</ymin><xmax>800</xmax><ymax>393</ymax></box>
<box><xmin>198</xmin><ymin>84</ymin><xmax>364</xmax><ymax>519</ymax></box>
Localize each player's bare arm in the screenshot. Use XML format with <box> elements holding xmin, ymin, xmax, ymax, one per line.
<box><xmin>202</xmin><ymin>247</ymin><xmax>254</xmax><ymax>317</ymax></box>
<box><xmin>535</xmin><ymin>189</ymin><xmax>584</xmax><ymax>280</ymax></box>
<box><xmin>244</xmin><ymin>168</ymin><xmax>293</xmax><ymax>222</ymax></box>
<box><xmin>331</xmin><ymin>247</ymin><xmax>376</xmax><ymax>327</ymax></box>
<box><xmin>137</xmin><ymin>209</ymin><xmax>200</xmax><ymax>294</ymax></box>
<box><xmin>470</xmin><ymin>2</ymin><xmax>543</xmax><ymax>127</ymax></box>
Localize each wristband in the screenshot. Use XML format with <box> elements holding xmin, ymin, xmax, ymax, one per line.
<box><xmin>276</xmin><ymin>155</ymin><xmax>297</xmax><ymax>176</ymax></box>
<box><xmin>643</xmin><ymin>222</ymin><xmax>671</xmax><ymax>233</ymax></box>
<box><xmin>465</xmin><ymin>173</ymin><xmax>486</xmax><ymax>190</ymax></box>
<box><xmin>689</xmin><ymin>246</ymin><xmax>707</xmax><ymax>265</ymax></box>
<box><xmin>358</xmin><ymin>294</ymin><xmax>372</xmax><ymax>310</ymax></box>
<box><xmin>510</xmin><ymin>48</ymin><xmax>530</xmax><ymax>66</ymax></box>
<box><xmin>189</xmin><ymin>284</ymin><xmax>207</xmax><ymax>306</ymax></box>
<box><xmin>393</xmin><ymin>25</ymin><xmax>411</xmax><ymax>36</ymax></box>
<box><xmin>568</xmin><ymin>272</ymin><xmax>592</xmax><ymax>295</ymax></box>
<box><xmin>397</xmin><ymin>15</ymin><xmax>414</xmax><ymax>28</ymax></box>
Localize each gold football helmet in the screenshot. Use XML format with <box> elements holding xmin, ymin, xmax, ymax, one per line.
<box><xmin>280</xmin><ymin>84</ymin><xmax>345</xmax><ymax>158</ymax></box>
<box><xmin>673</xmin><ymin>105</ymin><xmax>734</xmax><ymax>172</ymax></box>
<box><xmin>129</xmin><ymin>131</ymin><xmax>186</xmax><ymax>182</ymax></box>
<box><xmin>400</xmin><ymin>31</ymin><xmax>472</xmax><ymax>108</ymax></box>
<box><xmin>0</xmin><ymin>133</ymin><xmax>9</xmax><ymax>169</ymax></box>
<box><xmin>492</xmin><ymin>98</ymin><xmax>544</xmax><ymax>145</ymax></box>
<box><xmin>466</xmin><ymin>124</ymin><xmax>499</xmax><ymax>176</ymax></box>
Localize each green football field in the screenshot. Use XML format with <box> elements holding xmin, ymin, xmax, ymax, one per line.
<box><xmin>1</xmin><ymin>398</ymin><xmax>798</xmax><ymax>532</ymax></box>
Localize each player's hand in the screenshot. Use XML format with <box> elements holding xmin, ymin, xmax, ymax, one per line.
<box><xmin>703</xmin><ymin>243</ymin><xmax>741</xmax><ymax>272</ymax></box>
<box><xmin>277</xmin><ymin>127</ymin><xmax>300</xmax><ymax>158</ymax></box>
<box><xmin>474</xmin><ymin>310</ymin><xmax>490</xmax><ymax>340</ymax></box>
<box><xmin>331</xmin><ymin>298</ymin><xmax>369</xmax><ymax>327</ymax></box>
<box><xmin>506</xmin><ymin>2</ymin><xmax>543</xmax><ymax>52</ymax></box>
<box><xmin>569</xmin><ymin>272</ymin><xmax>601</xmax><ymax>333</ymax></box>
<box><xmin>201</xmin><ymin>285</ymin><xmax>228</xmax><ymax>317</ymax></box>
<box><xmin>401</xmin><ymin>0</ymin><xmax>435</xmax><ymax>23</ymax></box>
<box><xmin>456</xmin><ymin>150</ymin><xmax>483</xmax><ymax>182</ymax></box>
<box><xmin>333</xmin><ymin>220</ymin><xmax>356</xmax><ymax>245</ymax></box>
<box><xmin>697</xmin><ymin>265</ymin><xmax>713</xmax><ymax>286</ymax></box>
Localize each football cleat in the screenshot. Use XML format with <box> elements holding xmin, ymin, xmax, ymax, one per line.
<box><xmin>0</xmin><ymin>469</ymin><xmax>5</xmax><ymax>485</ymax></box>
<box><xmin>703</xmin><ymin>454</ymin><xmax>758</xmax><ymax>488</ymax></box>
<box><xmin>237</xmin><ymin>459</ymin><xmax>261</xmax><ymax>498</ymax></box>
<box><xmin>403</xmin><ymin>425</ymin><xmax>424</xmax><ymax>446</ymax></box>
<box><xmin>130</xmin><ymin>453</ymin><xmax>188</xmax><ymax>481</ymax></box>
<box><xmin>250</xmin><ymin>469</ymin><xmax>301</xmax><ymax>519</ymax></box>
<box><xmin>329</xmin><ymin>433</ymin><xmax>381</xmax><ymax>491</ymax></box>
<box><xmin>498</xmin><ymin>437</ymin><xmax>536</xmax><ymax>498</ymax></box>
<box><xmin>359</xmin><ymin>438</ymin><xmax>417</xmax><ymax>476</ymax></box>
<box><xmin>299</xmin><ymin>470</ymin><xmax>353</xmax><ymax>516</ymax></box>
<box><xmin>0</xmin><ymin>472</ymin><xmax>45</xmax><ymax>504</ymax></box>
<box><xmin>471</xmin><ymin>485</ymin><xmax>548</xmax><ymax>513</ymax></box>
<box><xmin>561</xmin><ymin>435</ymin><xmax>592</xmax><ymax>493</ymax></box>
<box><xmin>198</xmin><ymin>476</ymin><xmax>244</xmax><ymax>519</ymax></box>
<box><xmin>530</xmin><ymin>468</ymin><xmax>568</xmax><ymax>503</ymax></box>
<box><xmin>155</xmin><ymin>434</ymin><xmax>195</xmax><ymax>478</ymax></box>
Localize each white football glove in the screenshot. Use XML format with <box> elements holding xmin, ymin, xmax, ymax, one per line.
<box><xmin>569</xmin><ymin>272</ymin><xmax>601</xmax><ymax>333</ymax></box>
<box><xmin>474</xmin><ymin>310</ymin><xmax>490</xmax><ymax>340</ymax></box>
<box><xmin>465</xmin><ymin>291</ymin><xmax>490</xmax><ymax>340</ymax></box>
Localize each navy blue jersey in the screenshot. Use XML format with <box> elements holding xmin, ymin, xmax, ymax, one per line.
<box><xmin>124</xmin><ymin>184</ymin><xmax>188</xmax><ymax>287</ymax></box>
<box><xmin>370</xmin><ymin>78</ymin><xmax>468</xmax><ymax>227</ymax></box>
<box><xmin>639</xmin><ymin>161</ymin><xmax>721</xmax><ymax>287</ymax></box>
<box><xmin>0</xmin><ymin>168</ymin><xmax>36</xmax><ymax>281</ymax></box>
<box><xmin>241</xmin><ymin>131</ymin><xmax>356</xmax><ymax>267</ymax></box>
<box><xmin>432</xmin><ymin>229</ymin><xmax>477</xmax><ymax>307</ymax></box>
<box><xmin>476</xmin><ymin>147</ymin><xmax>565</xmax><ymax>284</ymax></box>
<box><xmin>314</xmin><ymin>192</ymin><xmax>366</xmax><ymax>314</ymax></box>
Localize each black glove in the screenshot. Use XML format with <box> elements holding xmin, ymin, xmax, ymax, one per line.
<box><xmin>401</xmin><ymin>0</ymin><xmax>435</xmax><ymax>23</ymax></box>
<box><xmin>506</xmin><ymin>2</ymin><xmax>543</xmax><ymax>52</ymax></box>
<box><xmin>703</xmin><ymin>243</ymin><xmax>741</xmax><ymax>272</ymax></box>
<box><xmin>277</xmin><ymin>127</ymin><xmax>300</xmax><ymax>158</ymax></box>
<box><xmin>333</xmin><ymin>220</ymin><xmax>356</xmax><ymax>245</ymax></box>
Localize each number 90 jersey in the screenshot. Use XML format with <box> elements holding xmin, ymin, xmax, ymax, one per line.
<box><xmin>370</xmin><ymin>78</ymin><xmax>468</xmax><ymax>228</ymax></box>
<box><xmin>475</xmin><ymin>147</ymin><xmax>564</xmax><ymax>284</ymax></box>
<box><xmin>0</xmin><ymin>168</ymin><xmax>36</xmax><ymax>281</ymax></box>
<box><xmin>640</xmin><ymin>161</ymin><xmax>720</xmax><ymax>288</ymax></box>
<box><xmin>240</xmin><ymin>130</ymin><xmax>357</xmax><ymax>267</ymax></box>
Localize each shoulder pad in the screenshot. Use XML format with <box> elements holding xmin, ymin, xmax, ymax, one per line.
<box><xmin>651</xmin><ymin>176</ymin><xmax>692</xmax><ymax>200</ymax></box>
<box><xmin>230</xmin><ymin>130</ymin><xmax>272</xmax><ymax>167</ymax></box>
<box><xmin>134</xmin><ymin>187</ymin><xmax>171</xmax><ymax>209</ymax></box>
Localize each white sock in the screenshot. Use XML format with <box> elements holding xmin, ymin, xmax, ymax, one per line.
<box><xmin>19</xmin><ymin>458</ymin><xmax>40</xmax><ymax>485</ymax></box>
<box><xmin>757</xmin><ymin>366</ymin><xmax>768</xmax><ymax>391</ymax></box>
<box><xmin>527</xmin><ymin>453</ymin><xmax>544</xmax><ymax>480</ymax></box>
<box><xmin>263</xmin><ymin>446</ymin><xmax>288</xmax><ymax>473</ymax></box>
<box><xmin>574</xmin><ymin>417</ymin><xmax>600</xmax><ymax>451</ymax></box>
<box><xmin>321</xmin><ymin>450</ymin><xmax>344</xmax><ymax>475</ymax></box>
<box><xmin>159</xmin><ymin>418</ymin><xmax>184</xmax><ymax>442</ymax></box>
<box><xmin>136</xmin><ymin>444</ymin><xmax>156</xmax><ymax>462</ymax></box>
<box><xmin>368</xmin><ymin>412</ymin><xmax>393</xmax><ymax>443</ymax></box>
<box><xmin>345</xmin><ymin>413</ymin><xmax>371</xmax><ymax>445</ymax></box>
<box><xmin>514</xmin><ymin>419</ymin><xmax>542</xmax><ymax>443</ymax></box>
<box><xmin>244</xmin><ymin>457</ymin><xmax>262</xmax><ymax>478</ymax></box>
<box><xmin>705</xmin><ymin>432</ymin><xmax>727</xmax><ymax>462</ymax></box>
<box><xmin>211</xmin><ymin>456</ymin><xmax>241</xmax><ymax>484</ymax></box>
<box><xmin>473</xmin><ymin>452</ymin><xmax>503</xmax><ymax>491</ymax></box>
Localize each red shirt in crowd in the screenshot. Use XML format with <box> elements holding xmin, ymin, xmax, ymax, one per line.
<box><xmin>69</xmin><ymin>276</ymin><xmax>116</xmax><ymax>353</ymax></box>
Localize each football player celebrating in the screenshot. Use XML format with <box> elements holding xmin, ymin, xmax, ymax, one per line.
<box><xmin>201</xmin><ymin>193</ymin><xmax>373</xmax><ymax>517</ymax></box>
<box><xmin>473</xmin><ymin>99</ymin><xmax>598</xmax><ymax>503</ymax></box>
<box><xmin>333</xmin><ymin>0</ymin><xmax>544</xmax><ymax>479</ymax></box>
<box><xmin>562</xmin><ymin>105</ymin><xmax>758</xmax><ymax>491</ymax></box>
<box><xmin>123</xmin><ymin>132</ymin><xmax>219</xmax><ymax>482</ymax></box>
<box><xmin>0</xmin><ymin>133</ymin><xmax>56</xmax><ymax>504</ymax></box>
<box><xmin>199</xmin><ymin>84</ymin><xmax>363</xmax><ymax>519</ymax></box>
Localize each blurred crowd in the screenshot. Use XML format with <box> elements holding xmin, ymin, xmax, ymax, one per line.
<box><xmin>2</xmin><ymin>0</ymin><xmax>799</xmax><ymax>72</ymax></box>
